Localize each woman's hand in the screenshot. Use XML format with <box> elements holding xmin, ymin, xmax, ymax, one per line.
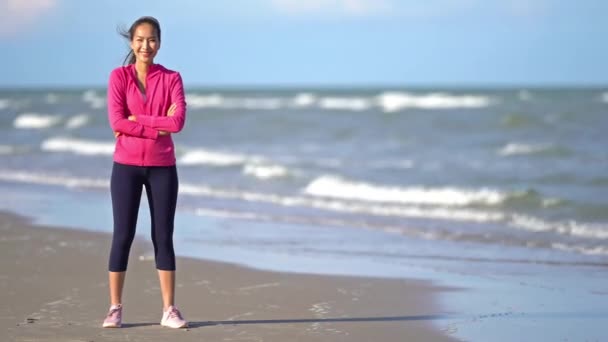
<box><xmin>116</xmin><ymin>114</ymin><xmax>136</xmax><ymax>137</ymax></box>
<box><xmin>123</xmin><ymin>105</ymin><xmax>176</xmax><ymax>137</ymax></box>
<box><xmin>167</xmin><ymin>103</ymin><xmax>177</xmax><ymax>117</ymax></box>
<box><xmin>116</xmin><ymin>130</ymin><xmax>168</xmax><ymax>138</ymax></box>
<box><xmin>158</xmin><ymin>104</ymin><xmax>177</xmax><ymax>136</ymax></box>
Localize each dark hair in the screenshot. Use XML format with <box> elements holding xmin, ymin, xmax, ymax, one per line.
<box><xmin>118</xmin><ymin>16</ymin><xmax>161</xmax><ymax>65</ymax></box>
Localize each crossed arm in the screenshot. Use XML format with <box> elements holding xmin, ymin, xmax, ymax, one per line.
<box><xmin>108</xmin><ymin>71</ymin><xmax>186</xmax><ymax>138</ymax></box>
<box><xmin>114</xmin><ymin>104</ymin><xmax>176</xmax><ymax>138</ymax></box>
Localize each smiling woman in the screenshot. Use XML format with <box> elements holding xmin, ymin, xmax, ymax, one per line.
<box><xmin>103</xmin><ymin>16</ymin><xmax>188</xmax><ymax>330</ymax></box>
<box><xmin>118</xmin><ymin>16</ymin><xmax>162</xmax><ymax>66</ymax></box>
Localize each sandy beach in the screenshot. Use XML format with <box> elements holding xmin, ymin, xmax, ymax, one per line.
<box><xmin>0</xmin><ymin>211</ymin><xmax>456</xmax><ymax>341</ymax></box>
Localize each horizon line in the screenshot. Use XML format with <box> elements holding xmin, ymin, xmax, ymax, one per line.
<box><xmin>1</xmin><ymin>82</ymin><xmax>607</xmax><ymax>91</ymax></box>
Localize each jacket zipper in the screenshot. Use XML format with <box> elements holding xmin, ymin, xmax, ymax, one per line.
<box><xmin>134</xmin><ymin>66</ymin><xmax>150</xmax><ymax>166</ymax></box>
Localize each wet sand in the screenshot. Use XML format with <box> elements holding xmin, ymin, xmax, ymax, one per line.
<box><xmin>0</xmin><ymin>211</ymin><xmax>456</xmax><ymax>341</ymax></box>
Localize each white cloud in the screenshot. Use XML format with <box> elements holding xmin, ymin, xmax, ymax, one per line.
<box><xmin>270</xmin><ymin>0</ymin><xmax>392</xmax><ymax>16</ymax></box>
<box><xmin>0</xmin><ymin>0</ymin><xmax>58</xmax><ymax>37</ymax></box>
<box><xmin>269</xmin><ymin>1</ymin><xmax>547</xmax><ymax>20</ymax></box>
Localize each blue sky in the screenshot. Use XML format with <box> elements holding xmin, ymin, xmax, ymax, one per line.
<box><xmin>0</xmin><ymin>0</ymin><xmax>606</xmax><ymax>87</ymax></box>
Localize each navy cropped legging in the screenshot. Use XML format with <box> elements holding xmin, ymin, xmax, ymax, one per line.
<box><xmin>109</xmin><ymin>162</ymin><xmax>178</xmax><ymax>272</ymax></box>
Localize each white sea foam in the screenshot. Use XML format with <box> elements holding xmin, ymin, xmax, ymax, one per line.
<box><xmin>0</xmin><ymin>99</ymin><xmax>10</xmax><ymax>109</ymax></box>
<box><xmin>41</xmin><ymin>137</ymin><xmax>114</xmax><ymax>156</ymax></box>
<box><xmin>186</xmin><ymin>94</ymin><xmax>223</xmax><ymax>108</ymax></box>
<box><xmin>0</xmin><ymin>168</ymin><xmax>504</xmax><ymax>223</ymax></box>
<box><xmin>318</xmin><ymin>97</ymin><xmax>372</xmax><ymax>111</ymax></box>
<box><xmin>551</xmin><ymin>243</ymin><xmax>608</xmax><ymax>256</ymax></box>
<box><xmin>14</xmin><ymin>113</ymin><xmax>61</xmax><ymax>129</ymax></box>
<box><xmin>226</xmin><ymin>97</ymin><xmax>283</xmax><ymax>110</ymax></box>
<box><xmin>376</xmin><ymin>92</ymin><xmax>492</xmax><ymax>112</ymax></box>
<box><xmin>290</xmin><ymin>93</ymin><xmax>317</xmax><ymax>107</ymax></box>
<box><xmin>181</xmin><ymin>182</ymin><xmax>504</xmax><ymax>222</ymax></box>
<box><xmin>194</xmin><ymin>208</ymin><xmax>274</xmax><ymax>221</ymax></box>
<box><xmin>304</xmin><ymin>175</ymin><xmax>506</xmax><ymax>206</ymax></box>
<box><xmin>510</xmin><ymin>215</ymin><xmax>608</xmax><ymax>240</ymax></box>
<box><xmin>243</xmin><ymin>163</ymin><xmax>289</xmax><ymax>179</ymax></box>
<box><xmin>180</xmin><ymin>149</ymin><xmax>262</xmax><ymax>166</ymax></box>
<box><xmin>498</xmin><ymin>142</ymin><xmax>551</xmax><ymax>156</ymax></box>
<box><xmin>0</xmin><ymin>170</ymin><xmax>108</xmax><ymax>189</ymax></box>
<box><xmin>183</xmin><ymin>92</ymin><xmax>492</xmax><ymax>112</ymax></box>
<box><xmin>82</xmin><ymin>90</ymin><xmax>106</xmax><ymax>109</ymax></box>
<box><xmin>186</xmin><ymin>94</ymin><xmax>283</xmax><ymax>110</ymax></box>
<box><xmin>189</xmin><ymin>94</ymin><xmax>366</xmax><ymax>111</ymax></box>
<box><xmin>65</xmin><ymin>114</ymin><xmax>89</xmax><ymax>129</ymax></box>
<box><xmin>601</xmin><ymin>92</ymin><xmax>608</xmax><ymax>103</ymax></box>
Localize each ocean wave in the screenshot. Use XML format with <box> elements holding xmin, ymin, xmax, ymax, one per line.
<box><xmin>82</xmin><ymin>90</ymin><xmax>106</xmax><ymax>109</ymax></box>
<box><xmin>318</xmin><ymin>97</ymin><xmax>373</xmax><ymax>111</ymax></box>
<box><xmin>243</xmin><ymin>163</ymin><xmax>289</xmax><ymax>179</ymax></box>
<box><xmin>601</xmin><ymin>92</ymin><xmax>608</xmax><ymax>103</ymax></box>
<box><xmin>0</xmin><ymin>98</ymin><xmax>12</xmax><ymax>110</ymax></box>
<box><xmin>0</xmin><ymin>168</ymin><xmax>503</xmax><ymax>223</ymax></box>
<box><xmin>41</xmin><ymin>137</ymin><xmax>114</xmax><ymax>156</ymax></box>
<box><xmin>510</xmin><ymin>215</ymin><xmax>608</xmax><ymax>240</ymax></box>
<box><xmin>497</xmin><ymin>142</ymin><xmax>567</xmax><ymax>157</ymax></box>
<box><xmin>178</xmin><ymin>148</ymin><xmax>334</xmax><ymax>171</ymax></box>
<box><xmin>376</xmin><ymin>92</ymin><xmax>492</xmax><ymax>112</ymax></box>
<box><xmin>65</xmin><ymin>114</ymin><xmax>90</xmax><ymax>129</ymax></box>
<box><xmin>13</xmin><ymin>113</ymin><xmax>61</xmax><ymax>129</ymax></box>
<box><xmin>226</xmin><ymin>97</ymin><xmax>283</xmax><ymax>110</ymax></box>
<box><xmin>187</xmin><ymin>93</ymin><xmax>312</xmax><ymax>110</ymax></box>
<box><xmin>0</xmin><ymin>170</ymin><xmax>108</xmax><ymax>189</ymax></box>
<box><xmin>5</xmin><ymin>165</ymin><xmax>604</xmax><ymax>255</ymax></box>
<box><xmin>501</xmin><ymin>189</ymin><xmax>565</xmax><ymax>209</ymax></box>
<box><xmin>551</xmin><ymin>243</ymin><xmax>608</xmax><ymax>256</ymax></box>
<box><xmin>184</xmin><ymin>91</ymin><xmax>492</xmax><ymax>112</ymax></box>
<box><xmin>190</xmin><ymin>208</ymin><xmax>493</xmax><ymax>242</ymax></box>
<box><xmin>182</xmin><ymin>183</ymin><xmax>504</xmax><ymax>222</ymax></box>
<box><xmin>193</xmin><ymin>206</ymin><xmax>608</xmax><ymax>257</ymax></box>
<box><xmin>304</xmin><ymin>175</ymin><xmax>506</xmax><ymax>206</ymax></box>
<box><xmin>290</xmin><ymin>93</ymin><xmax>317</xmax><ymax>107</ymax></box>
<box><xmin>186</xmin><ymin>94</ymin><xmax>284</xmax><ymax>110</ymax></box>
<box><xmin>185</xmin><ymin>94</ymin><xmax>222</xmax><ymax>108</ymax></box>
<box><xmin>179</xmin><ymin>148</ymin><xmax>263</xmax><ymax>166</ymax></box>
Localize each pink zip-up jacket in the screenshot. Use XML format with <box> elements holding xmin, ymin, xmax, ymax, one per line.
<box><xmin>108</xmin><ymin>63</ymin><xmax>186</xmax><ymax>166</ymax></box>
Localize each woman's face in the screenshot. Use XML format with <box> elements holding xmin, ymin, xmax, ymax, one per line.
<box><xmin>130</xmin><ymin>23</ymin><xmax>160</xmax><ymax>64</ymax></box>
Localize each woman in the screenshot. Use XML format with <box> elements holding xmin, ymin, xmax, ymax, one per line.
<box><xmin>103</xmin><ymin>16</ymin><xmax>187</xmax><ymax>329</ymax></box>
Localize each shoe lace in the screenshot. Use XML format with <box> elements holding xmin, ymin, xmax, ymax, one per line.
<box><xmin>168</xmin><ymin>307</ymin><xmax>182</xmax><ymax>320</ymax></box>
<box><xmin>107</xmin><ymin>306</ymin><xmax>121</xmax><ymax>318</ymax></box>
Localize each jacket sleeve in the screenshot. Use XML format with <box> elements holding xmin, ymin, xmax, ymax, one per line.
<box><xmin>107</xmin><ymin>69</ymin><xmax>159</xmax><ymax>139</ymax></box>
<box><xmin>136</xmin><ymin>73</ymin><xmax>186</xmax><ymax>133</ymax></box>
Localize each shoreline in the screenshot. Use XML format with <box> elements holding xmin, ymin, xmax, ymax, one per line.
<box><xmin>1</xmin><ymin>210</ymin><xmax>457</xmax><ymax>341</ymax></box>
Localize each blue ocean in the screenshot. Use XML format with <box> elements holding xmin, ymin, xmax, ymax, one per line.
<box><xmin>1</xmin><ymin>87</ymin><xmax>607</xmax><ymax>272</ymax></box>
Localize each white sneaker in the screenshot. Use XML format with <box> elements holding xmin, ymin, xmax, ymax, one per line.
<box><xmin>102</xmin><ymin>304</ymin><xmax>122</xmax><ymax>328</ymax></box>
<box><xmin>160</xmin><ymin>305</ymin><xmax>188</xmax><ymax>328</ymax></box>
